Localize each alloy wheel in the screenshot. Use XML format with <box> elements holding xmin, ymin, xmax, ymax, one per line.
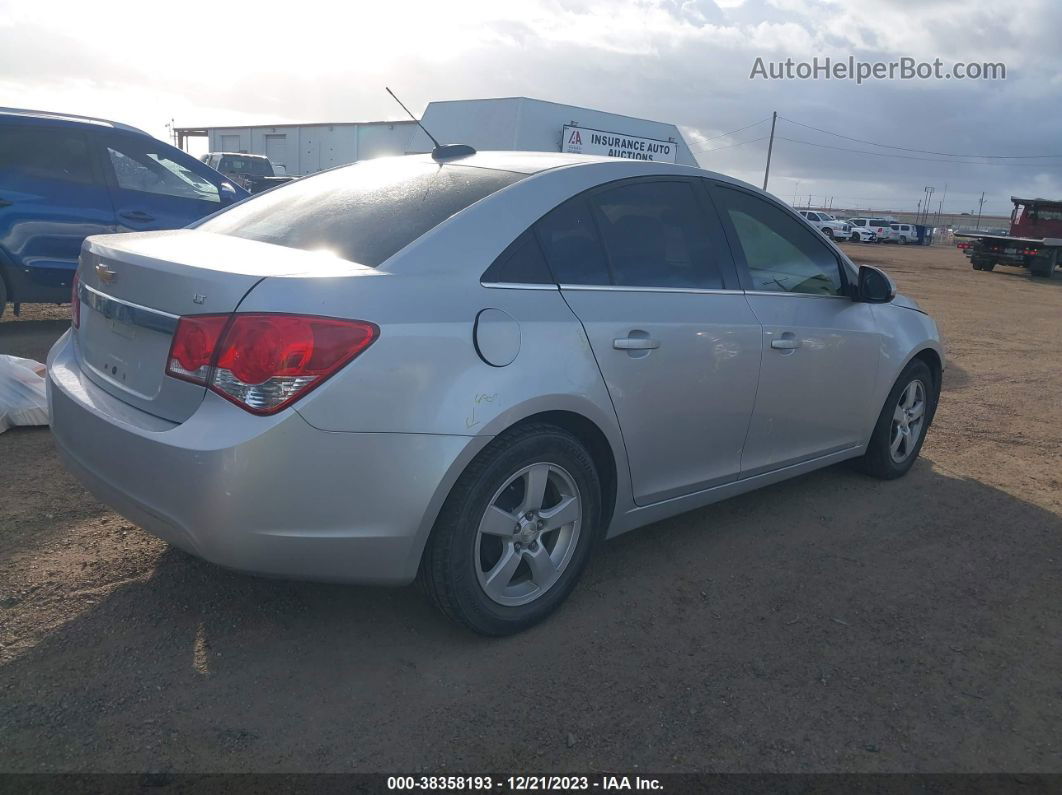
<box><xmin>890</xmin><ymin>379</ymin><xmax>926</xmax><ymax>463</ymax></box>
<box><xmin>474</xmin><ymin>463</ymin><xmax>582</xmax><ymax>607</ymax></box>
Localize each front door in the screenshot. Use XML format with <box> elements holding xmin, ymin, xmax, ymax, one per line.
<box><xmin>0</xmin><ymin>124</ymin><xmax>115</xmax><ymax>301</ymax></box>
<box><xmin>536</xmin><ymin>178</ymin><xmax>762</xmax><ymax>505</ymax></box>
<box><xmin>97</xmin><ymin>131</ymin><xmax>223</xmax><ymax>233</ymax></box>
<box><xmin>710</xmin><ymin>182</ymin><xmax>881</xmax><ymax>477</ymax></box>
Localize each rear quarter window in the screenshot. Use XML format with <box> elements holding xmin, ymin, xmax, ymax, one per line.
<box><xmin>197</xmin><ymin>158</ymin><xmax>526</xmax><ymax>267</ymax></box>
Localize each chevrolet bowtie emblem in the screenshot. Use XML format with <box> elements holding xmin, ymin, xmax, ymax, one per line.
<box><xmin>95</xmin><ymin>264</ymin><xmax>117</xmax><ymax>284</ymax></box>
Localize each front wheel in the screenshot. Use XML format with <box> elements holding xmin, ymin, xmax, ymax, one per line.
<box><xmin>856</xmin><ymin>360</ymin><xmax>935</xmax><ymax>480</ymax></box>
<box><xmin>420</xmin><ymin>423</ymin><xmax>602</xmax><ymax>635</ymax></box>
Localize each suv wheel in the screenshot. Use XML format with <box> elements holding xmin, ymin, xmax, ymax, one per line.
<box><xmin>856</xmin><ymin>360</ymin><xmax>936</xmax><ymax>480</ymax></box>
<box><xmin>421</xmin><ymin>423</ymin><xmax>602</xmax><ymax>635</ymax></box>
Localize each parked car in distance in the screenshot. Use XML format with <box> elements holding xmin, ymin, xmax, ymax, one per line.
<box><xmin>846</xmin><ymin>226</ymin><xmax>878</xmax><ymax>243</ymax></box>
<box><xmin>849</xmin><ymin>217</ymin><xmax>896</xmax><ymax>243</ymax></box>
<box><xmin>0</xmin><ymin>108</ymin><xmax>248</xmax><ymax>318</ymax></box>
<box><xmin>200</xmin><ymin>152</ymin><xmax>294</xmax><ymax>194</ymax></box>
<box><xmin>48</xmin><ymin>151</ymin><xmax>943</xmax><ymax>635</ymax></box>
<box><xmin>798</xmin><ymin>210</ymin><xmax>851</xmax><ymax>240</ymax></box>
<box><xmin>890</xmin><ymin>223</ymin><xmax>918</xmax><ymax>244</ymax></box>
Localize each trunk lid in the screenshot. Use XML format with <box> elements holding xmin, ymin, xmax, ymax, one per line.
<box><xmin>76</xmin><ymin>229</ymin><xmax>370</xmax><ymax>422</ymax></box>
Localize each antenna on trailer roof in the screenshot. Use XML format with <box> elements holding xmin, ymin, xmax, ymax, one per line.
<box><xmin>385</xmin><ymin>87</ymin><xmax>476</xmax><ymax>161</ymax></box>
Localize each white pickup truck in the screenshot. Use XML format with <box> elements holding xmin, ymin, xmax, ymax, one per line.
<box><xmin>798</xmin><ymin>210</ymin><xmax>852</xmax><ymax>241</ymax></box>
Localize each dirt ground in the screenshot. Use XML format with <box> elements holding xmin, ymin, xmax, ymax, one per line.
<box><xmin>1</xmin><ymin>244</ymin><xmax>1060</xmax><ymax>774</ymax></box>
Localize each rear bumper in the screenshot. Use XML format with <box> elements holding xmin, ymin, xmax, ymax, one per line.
<box><xmin>47</xmin><ymin>330</ymin><xmax>484</xmax><ymax>585</ymax></box>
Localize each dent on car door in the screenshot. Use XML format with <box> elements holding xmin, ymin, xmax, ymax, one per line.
<box><xmin>99</xmin><ymin>133</ymin><xmax>224</xmax><ymax>232</ymax></box>
<box><xmin>0</xmin><ymin>124</ymin><xmax>115</xmax><ymax>301</ymax></box>
<box><xmin>538</xmin><ymin>178</ymin><xmax>762</xmax><ymax>505</ymax></box>
<box><xmin>710</xmin><ymin>183</ymin><xmax>881</xmax><ymax>476</ymax></box>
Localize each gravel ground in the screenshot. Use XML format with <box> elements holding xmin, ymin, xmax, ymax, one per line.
<box><xmin>0</xmin><ymin>244</ymin><xmax>1060</xmax><ymax>773</ymax></box>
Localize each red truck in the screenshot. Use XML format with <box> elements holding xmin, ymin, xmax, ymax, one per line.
<box><xmin>956</xmin><ymin>197</ymin><xmax>1062</xmax><ymax>279</ymax></box>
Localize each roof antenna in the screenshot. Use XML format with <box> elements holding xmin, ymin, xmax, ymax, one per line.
<box><xmin>385</xmin><ymin>87</ymin><xmax>476</xmax><ymax>161</ymax></box>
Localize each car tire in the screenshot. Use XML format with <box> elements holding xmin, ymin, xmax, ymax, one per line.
<box><xmin>899</xmin><ymin>236</ymin><xmax>908</xmax><ymax>244</ymax></box>
<box><xmin>981</xmin><ymin>260</ymin><xmax>996</xmax><ymax>272</ymax></box>
<box><xmin>420</xmin><ymin>423</ymin><xmax>602</xmax><ymax>635</ymax></box>
<box><xmin>971</xmin><ymin>260</ymin><xmax>983</xmax><ymax>270</ymax></box>
<box><xmin>856</xmin><ymin>359</ymin><xmax>936</xmax><ymax>480</ymax></box>
<box><xmin>823</xmin><ymin>228</ymin><xmax>834</xmax><ymax>239</ymax></box>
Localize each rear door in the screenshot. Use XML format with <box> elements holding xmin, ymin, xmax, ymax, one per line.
<box><xmin>539</xmin><ymin>177</ymin><xmax>762</xmax><ymax>505</ymax></box>
<box><xmin>0</xmin><ymin>123</ymin><xmax>115</xmax><ymax>301</ymax></box>
<box><xmin>709</xmin><ymin>182</ymin><xmax>880</xmax><ymax>477</ymax></box>
<box><xmin>97</xmin><ymin>131</ymin><xmax>224</xmax><ymax>232</ymax></box>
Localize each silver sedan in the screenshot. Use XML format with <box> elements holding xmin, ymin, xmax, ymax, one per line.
<box><xmin>48</xmin><ymin>151</ymin><xmax>942</xmax><ymax>634</ymax></box>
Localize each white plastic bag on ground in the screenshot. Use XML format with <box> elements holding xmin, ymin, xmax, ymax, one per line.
<box><xmin>0</xmin><ymin>355</ymin><xmax>49</xmax><ymax>434</ymax></box>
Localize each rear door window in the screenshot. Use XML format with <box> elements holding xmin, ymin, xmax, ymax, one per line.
<box><xmin>199</xmin><ymin>158</ymin><xmax>526</xmax><ymax>267</ymax></box>
<box><xmin>588</xmin><ymin>180</ymin><xmax>724</xmax><ymax>289</ymax></box>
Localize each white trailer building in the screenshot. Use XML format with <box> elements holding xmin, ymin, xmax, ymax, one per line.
<box><xmin>176</xmin><ymin>97</ymin><xmax>696</xmax><ymax>175</ymax></box>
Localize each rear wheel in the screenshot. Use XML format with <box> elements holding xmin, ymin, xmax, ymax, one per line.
<box><xmin>899</xmin><ymin>235</ymin><xmax>908</xmax><ymax>244</ymax></box>
<box><xmin>1030</xmin><ymin>249</ymin><xmax>1058</xmax><ymax>279</ymax></box>
<box><xmin>856</xmin><ymin>360</ymin><xmax>935</xmax><ymax>480</ymax></box>
<box><xmin>421</xmin><ymin>423</ymin><xmax>602</xmax><ymax>635</ymax></box>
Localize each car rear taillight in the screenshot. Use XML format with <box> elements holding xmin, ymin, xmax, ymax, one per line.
<box><xmin>71</xmin><ymin>271</ymin><xmax>81</xmax><ymax>329</ymax></box>
<box><xmin>167</xmin><ymin>315</ymin><xmax>229</xmax><ymax>384</ymax></box>
<box><xmin>165</xmin><ymin>313</ymin><xmax>378</xmax><ymax>415</ymax></box>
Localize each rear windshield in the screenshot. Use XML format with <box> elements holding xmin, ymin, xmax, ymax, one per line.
<box><xmin>219</xmin><ymin>156</ymin><xmax>272</xmax><ymax>175</ymax></box>
<box><xmin>197</xmin><ymin>158</ymin><xmax>526</xmax><ymax>267</ymax></box>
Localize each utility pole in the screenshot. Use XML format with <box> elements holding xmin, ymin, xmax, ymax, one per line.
<box><xmin>762</xmin><ymin>111</ymin><xmax>777</xmax><ymax>191</ymax></box>
<box><xmin>976</xmin><ymin>192</ymin><xmax>985</xmax><ymax>230</ymax></box>
<box><xmin>934</xmin><ymin>183</ymin><xmax>947</xmax><ymax>230</ymax></box>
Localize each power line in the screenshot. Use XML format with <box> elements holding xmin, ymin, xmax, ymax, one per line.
<box><xmin>778</xmin><ymin>116</ymin><xmax>1062</xmax><ymax>160</ymax></box>
<box><xmin>775</xmin><ymin>135</ymin><xmax>1062</xmax><ymax>167</ymax></box>
<box><xmin>695</xmin><ymin>135</ymin><xmax>769</xmax><ymax>154</ymax></box>
<box><xmin>689</xmin><ymin>117</ymin><xmax>772</xmax><ymax>149</ymax></box>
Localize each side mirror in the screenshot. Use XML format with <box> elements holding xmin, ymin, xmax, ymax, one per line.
<box><xmin>219</xmin><ymin>182</ymin><xmax>239</xmax><ymax>207</ymax></box>
<box><xmin>856</xmin><ymin>264</ymin><xmax>895</xmax><ymax>303</ymax></box>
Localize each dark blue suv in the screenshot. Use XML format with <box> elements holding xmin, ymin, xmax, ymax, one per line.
<box><xmin>0</xmin><ymin>108</ymin><xmax>249</xmax><ymax>318</ymax></box>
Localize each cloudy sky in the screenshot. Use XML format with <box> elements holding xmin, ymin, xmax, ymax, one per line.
<box><xmin>2</xmin><ymin>0</ymin><xmax>1060</xmax><ymax>216</ymax></box>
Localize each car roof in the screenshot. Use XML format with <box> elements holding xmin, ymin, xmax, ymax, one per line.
<box><xmin>395</xmin><ymin>150</ymin><xmax>745</xmax><ymax>185</ymax></box>
<box><xmin>211</xmin><ymin>152</ymin><xmax>270</xmax><ymax>158</ymax></box>
<box><xmin>0</xmin><ymin>106</ymin><xmax>147</xmax><ymax>134</ymax></box>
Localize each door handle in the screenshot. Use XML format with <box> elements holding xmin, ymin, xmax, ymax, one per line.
<box><xmin>770</xmin><ymin>337</ymin><xmax>802</xmax><ymax>350</ymax></box>
<box><xmin>120</xmin><ymin>210</ymin><xmax>155</xmax><ymax>222</ymax></box>
<box><xmin>613</xmin><ymin>337</ymin><xmax>660</xmax><ymax>351</ymax></box>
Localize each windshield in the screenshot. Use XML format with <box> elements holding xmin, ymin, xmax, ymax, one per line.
<box><xmin>197</xmin><ymin>158</ymin><xmax>526</xmax><ymax>266</ymax></box>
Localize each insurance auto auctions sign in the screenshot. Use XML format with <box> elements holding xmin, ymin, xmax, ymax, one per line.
<box><xmin>561</xmin><ymin>126</ymin><xmax>677</xmax><ymax>163</ymax></box>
